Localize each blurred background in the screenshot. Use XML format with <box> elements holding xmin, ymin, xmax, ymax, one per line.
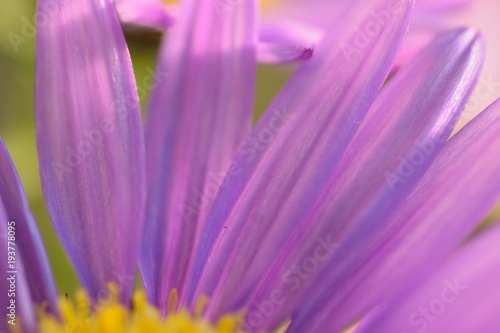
<box><xmin>0</xmin><ymin>0</ymin><xmax>292</xmax><ymax>294</ymax></box>
<box><xmin>1</xmin><ymin>0</ymin><xmax>499</xmax><ymax>295</ymax></box>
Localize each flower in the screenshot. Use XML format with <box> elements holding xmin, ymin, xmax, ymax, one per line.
<box><xmin>2</xmin><ymin>0</ymin><xmax>500</xmax><ymax>332</ymax></box>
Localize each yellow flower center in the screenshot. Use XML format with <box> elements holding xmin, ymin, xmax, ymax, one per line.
<box><xmin>35</xmin><ymin>285</ymin><xmax>244</xmax><ymax>333</ymax></box>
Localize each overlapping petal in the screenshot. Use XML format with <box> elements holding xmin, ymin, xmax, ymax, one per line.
<box><xmin>257</xmin><ymin>21</ymin><xmax>321</xmax><ymax>64</ymax></box>
<box><xmin>0</xmin><ymin>199</ymin><xmax>35</xmax><ymax>333</ymax></box>
<box><xmin>140</xmin><ymin>0</ymin><xmax>257</xmax><ymax>310</ymax></box>
<box><xmin>242</xmin><ymin>27</ymin><xmax>483</xmax><ymax>333</ymax></box>
<box><xmin>188</xmin><ymin>0</ymin><xmax>414</xmax><ymax>324</ymax></box>
<box><xmin>257</xmin><ymin>42</ymin><xmax>313</xmax><ymax>64</ymax></box>
<box><xmin>0</xmin><ymin>139</ymin><xmax>58</xmax><ymax>315</ymax></box>
<box><xmin>447</xmin><ymin>0</ymin><xmax>500</xmax><ymax>130</ymax></box>
<box><xmin>355</xmin><ymin>224</ymin><xmax>500</xmax><ymax>333</ymax></box>
<box><xmin>293</xmin><ymin>90</ymin><xmax>500</xmax><ymax>333</ymax></box>
<box><xmin>35</xmin><ymin>0</ymin><xmax>146</xmax><ymax>302</ymax></box>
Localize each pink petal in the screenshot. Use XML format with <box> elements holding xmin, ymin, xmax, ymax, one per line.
<box><xmin>0</xmin><ymin>139</ymin><xmax>58</xmax><ymax>315</ymax></box>
<box><xmin>250</xmin><ymin>27</ymin><xmax>483</xmax><ymax>333</ymax></box>
<box><xmin>188</xmin><ymin>0</ymin><xmax>414</xmax><ymax>327</ymax></box>
<box><xmin>140</xmin><ymin>0</ymin><xmax>257</xmax><ymax>311</ymax></box>
<box><xmin>0</xmin><ymin>200</ymin><xmax>36</xmax><ymax>332</ymax></box>
<box><xmin>355</xmin><ymin>224</ymin><xmax>500</xmax><ymax>333</ymax></box>
<box><xmin>292</xmin><ymin>96</ymin><xmax>500</xmax><ymax>333</ymax></box>
<box><xmin>35</xmin><ymin>0</ymin><xmax>146</xmax><ymax>302</ymax></box>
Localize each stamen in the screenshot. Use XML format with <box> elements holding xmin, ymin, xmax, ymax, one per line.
<box><xmin>35</xmin><ymin>286</ymin><xmax>245</xmax><ymax>333</ymax></box>
<box><xmin>167</xmin><ymin>288</ymin><xmax>179</xmax><ymax>313</ymax></box>
<box><xmin>194</xmin><ymin>295</ymin><xmax>209</xmax><ymax>318</ymax></box>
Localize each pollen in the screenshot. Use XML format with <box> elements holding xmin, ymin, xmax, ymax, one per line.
<box><xmin>36</xmin><ymin>285</ymin><xmax>245</xmax><ymax>333</ymax></box>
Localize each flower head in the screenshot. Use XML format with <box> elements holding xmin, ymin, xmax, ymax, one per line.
<box><xmin>1</xmin><ymin>0</ymin><xmax>500</xmax><ymax>332</ymax></box>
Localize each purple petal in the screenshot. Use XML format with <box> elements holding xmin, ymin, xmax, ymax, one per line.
<box><xmin>244</xmin><ymin>27</ymin><xmax>483</xmax><ymax>333</ymax></box>
<box><xmin>292</xmin><ymin>92</ymin><xmax>500</xmax><ymax>333</ymax></box>
<box><xmin>0</xmin><ymin>200</ymin><xmax>36</xmax><ymax>333</ymax></box>
<box><xmin>257</xmin><ymin>42</ymin><xmax>313</xmax><ymax>64</ymax></box>
<box><xmin>140</xmin><ymin>0</ymin><xmax>257</xmax><ymax>311</ymax></box>
<box><xmin>0</xmin><ymin>139</ymin><xmax>58</xmax><ymax>315</ymax></box>
<box><xmin>290</xmin><ymin>30</ymin><xmax>483</xmax><ymax>332</ymax></box>
<box><xmin>355</xmin><ymin>224</ymin><xmax>500</xmax><ymax>333</ymax></box>
<box><xmin>188</xmin><ymin>0</ymin><xmax>414</xmax><ymax>323</ymax></box>
<box><xmin>258</xmin><ymin>21</ymin><xmax>321</xmax><ymax>64</ymax></box>
<box><xmin>35</xmin><ymin>0</ymin><xmax>146</xmax><ymax>302</ymax></box>
<box><xmin>114</xmin><ymin>0</ymin><xmax>176</xmax><ymax>31</ymax></box>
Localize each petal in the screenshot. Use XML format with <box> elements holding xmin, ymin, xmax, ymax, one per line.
<box><xmin>188</xmin><ymin>0</ymin><xmax>414</xmax><ymax>323</ymax></box>
<box><xmin>35</xmin><ymin>0</ymin><xmax>146</xmax><ymax>302</ymax></box>
<box><xmin>294</xmin><ymin>97</ymin><xmax>500</xmax><ymax>333</ymax></box>
<box><xmin>0</xmin><ymin>139</ymin><xmax>58</xmax><ymax>315</ymax></box>
<box><xmin>355</xmin><ymin>224</ymin><xmax>500</xmax><ymax>333</ymax></box>
<box><xmin>0</xmin><ymin>200</ymin><xmax>36</xmax><ymax>333</ymax></box>
<box><xmin>140</xmin><ymin>0</ymin><xmax>257</xmax><ymax>310</ymax></box>
<box><xmin>257</xmin><ymin>42</ymin><xmax>313</xmax><ymax>64</ymax></box>
<box><xmin>114</xmin><ymin>0</ymin><xmax>176</xmax><ymax>31</ymax></box>
<box><xmin>257</xmin><ymin>21</ymin><xmax>321</xmax><ymax>64</ymax></box>
<box><xmin>397</xmin><ymin>1</ymin><xmax>476</xmax><ymax>67</ymax></box>
<box><xmin>447</xmin><ymin>0</ymin><xmax>500</xmax><ymax>130</ymax></box>
<box><xmin>247</xmin><ymin>27</ymin><xmax>483</xmax><ymax>333</ymax></box>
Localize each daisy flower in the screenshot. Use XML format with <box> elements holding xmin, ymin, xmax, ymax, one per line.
<box><xmin>2</xmin><ymin>0</ymin><xmax>500</xmax><ymax>332</ymax></box>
